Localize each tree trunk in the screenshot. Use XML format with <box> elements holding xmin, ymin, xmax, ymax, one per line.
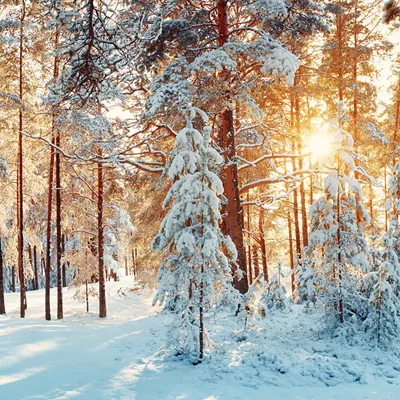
<box><xmin>45</xmin><ymin>135</ymin><xmax>55</xmax><ymax>321</ymax></box>
<box><xmin>86</xmin><ymin>280</ymin><xmax>89</xmax><ymax>313</ymax></box>
<box><xmin>259</xmin><ymin>208</ymin><xmax>268</xmax><ymax>282</ymax></box>
<box><xmin>291</xmin><ymin>146</ymin><xmax>302</xmax><ymax>262</ymax></box>
<box><xmin>55</xmin><ymin>129</ymin><xmax>63</xmax><ymax>320</ymax></box>
<box><xmin>0</xmin><ymin>240</ymin><xmax>5</xmax><ymax>315</ymax></box>
<box><xmin>12</xmin><ymin>266</ymin><xmax>16</xmax><ymax>293</ymax></box>
<box><xmin>18</xmin><ymin>1</ymin><xmax>26</xmax><ymax>318</ymax></box>
<box><xmin>98</xmin><ymin>151</ymin><xmax>106</xmax><ymax>318</ymax></box>
<box><xmin>384</xmin><ymin>167</ymin><xmax>388</xmax><ymax>231</ymax></box>
<box><xmin>125</xmin><ymin>256</ymin><xmax>129</xmax><ymax>276</ymax></box>
<box><xmin>33</xmin><ymin>245</ymin><xmax>38</xmax><ymax>290</ymax></box>
<box><xmin>62</xmin><ymin>234</ymin><xmax>66</xmax><ymax>288</ymax></box>
<box><xmin>217</xmin><ymin>0</ymin><xmax>247</xmax><ymax>294</ymax></box>
<box><xmin>252</xmin><ymin>245</ymin><xmax>260</xmax><ymax>279</ymax></box>
<box><xmin>199</xmin><ymin>264</ymin><xmax>204</xmax><ymax>361</ymax></box>
<box><xmin>288</xmin><ymin>211</ymin><xmax>295</xmax><ymax>296</ymax></box>
<box><xmin>247</xmin><ymin>245</ymin><xmax>253</xmax><ymax>285</ymax></box>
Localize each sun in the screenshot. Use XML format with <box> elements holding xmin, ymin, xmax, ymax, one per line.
<box><xmin>306</xmin><ymin>134</ymin><xmax>333</xmax><ymax>161</ymax></box>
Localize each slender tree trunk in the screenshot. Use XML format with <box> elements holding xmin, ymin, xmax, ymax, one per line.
<box><xmin>217</xmin><ymin>0</ymin><xmax>247</xmax><ymax>293</ymax></box>
<box><xmin>291</xmin><ymin>147</ymin><xmax>302</xmax><ymax>262</ymax></box>
<box><xmin>298</xmin><ymin>149</ymin><xmax>308</xmax><ymax>248</ymax></box>
<box><xmin>61</xmin><ymin>234</ymin><xmax>66</xmax><ymax>287</ymax></box>
<box><xmin>252</xmin><ymin>245</ymin><xmax>260</xmax><ymax>279</ymax></box>
<box><xmin>125</xmin><ymin>256</ymin><xmax>129</xmax><ymax>276</ymax></box>
<box><xmin>45</xmin><ymin>135</ymin><xmax>55</xmax><ymax>321</ymax></box>
<box><xmin>98</xmin><ymin>149</ymin><xmax>106</xmax><ymax>318</ymax></box>
<box><xmin>337</xmin><ymin>152</ymin><xmax>344</xmax><ymax>324</ymax></box>
<box><xmin>247</xmin><ymin>246</ymin><xmax>252</xmax><ymax>285</ymax></box>
<box><xmin>199</xmin><ymin>264</ymin><xmax>204</xmax><ymax>361</ymax></box>
<box><xmin>28</xmin><ymin>243</ymin><xmax>33</xmax><ymax>290</ymax></box>
<box><xmin>369</xmin><ymin>181</ymin><xmax>374</xmax><ymax>229</ymax></box>
<box><xmin>288</xmin><ymin>211</ymin><xmax>295</xmax><ymax>296</ymax></box>
<box><xmin>259</xmin><ymin>207</ymin><xmax>268</xmax><ymax>282</ymax></box>
<box><xmin>86</xmin><ymin>280</ymin><xmax>89</xmax><ymax>313</ymax></box>
<box><xmin>385</xmin><ymin>167</ymin><xmax>388</xmax><ymax>231</ymax></box>
<box><xmin>55</xmin><ymin>127</ymin><xmax>63</xmax><ymax>319</ymax></box>
<box><xmin>12</xmin><ymin>266</ymin><xmax>16</xmax><ymax>293</ymax></box>
<box><xmin>0</xmin><ymin>240</ymin><xmax>5</xmax><ymax>315</ymax></box>
<box><xmin>394</xmin><ymin>74</ymin><xmax>400</xmax><ymax>169</ymax></box>
<box><xmin>33</xmin><ymin>245</ymin><xmax>38</xmax><ymax>290</ymax></box>
<box><xmin>18</xmin><ymin>1</ymin><xmax>26</xmax><ymax>318</ymax></box>
<box><xmin>132</xmin><ymin>249</ymin><xmax>137</xmax><ymax>280</ymax></box>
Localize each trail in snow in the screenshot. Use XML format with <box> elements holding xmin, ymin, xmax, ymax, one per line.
<box><xmin>0</xmin><ymin>277</ymin><xmax>399</xmax><ymax>399</ymax></box>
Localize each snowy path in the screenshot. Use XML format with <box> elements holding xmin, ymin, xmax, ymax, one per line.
<box><xmin>0</xmin><ymin>279</ymin><xmax>399</xmax><ymax>399</ymax></box>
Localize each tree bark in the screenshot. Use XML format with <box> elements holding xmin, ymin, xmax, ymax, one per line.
<box><xmin>98</xmin><ymin>149</ymin><xmax>106</xmax><ymax>318</ymax></box>
<box><xmin>56</xmin><ymin>130</ymin><xmax>63</xmax><ymax>320</ymax></box>
<box><xmin>33</xmin><ymin>246</ymin><xmax>38</xmax><ymax>290</ymax></box>
<box><xmin>0</xmin><ymin>240</ymin><xmax>5</xmax><ymax>314</ymax></box>
<box><xmin>18</xmin><ymin>1</ymin><xmax>26</xmax><ymax>318</ymax></box>
<box><xmin>12</xmin><ymin>266</ymin><xmax>16</xmax><ymax>293</ymax></box>
<box><xmin>259</xmin><ymin>208</ymin><xmax>268</xmax><ymax>282</ymax></box>
<box><xmin>288</xmin><ymin>211</ymin><xmax>295</xmax><ymax>295</ymax></box>
<box><xmin>216</xmin><ymin>0</ymin><xmax>247</xmax><ymax>294</ymax></box>
<box><xmin>45</xmin><ymin>135</ymin><xmax>55</xmax><ymax>320</ymax></box>
<box><xmin>252</xmin><ymin>245</ymin><xmax>260</xmax><ymax>279</ymax></box>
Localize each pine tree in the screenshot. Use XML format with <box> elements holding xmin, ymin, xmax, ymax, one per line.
<box><xmin>152</xmin><ymin>108</ymin><xmax>237</xmax><ymax>362</ymax></box>
<box><xmin>364</xmin><ymin>221</ymin><xmax>400</xmax><ymax>347</ymax></box>
<box><xmin>305</xmin><ymin>105</ymin><xmax>370</xmax><ymax>326</ymax></box>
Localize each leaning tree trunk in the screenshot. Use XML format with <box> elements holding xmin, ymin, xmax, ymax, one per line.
<box><xmin>0</xmin><ymin>239</ymin><xmax>5</xmax><ymax>314</ymax></box>
<box><xmin>216</xmin><ymin>0</ymin><xmax>248</xmax><ymax>294</ymax></box>
<box><xmin>18</xmin><ymin>1</ymin><xmax>26</xmax><ymax>318</ymax></box>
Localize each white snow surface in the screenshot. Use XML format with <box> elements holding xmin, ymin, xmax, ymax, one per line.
<box><xmin>0</xmin><ymin>277</ymin><xmax>399</xmax><ymax>399</ymax></box>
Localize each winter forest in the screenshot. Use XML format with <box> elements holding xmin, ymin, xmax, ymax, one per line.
<box><xmin>3</xmin><ymin>0</ymin><xmax>400</xmax><ymax>399</ymax></box>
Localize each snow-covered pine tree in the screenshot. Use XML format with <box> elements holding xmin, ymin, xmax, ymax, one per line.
<box><xmin>305</xmin><ymin>105</ymin><xmax>370</xmax><ymax>328</ymax></box>
<box><xmin>387</xmin><ymin>163</ymin><xmax>400</xmax><ymax>254</ymax></box>
<box><xmin>364</xmin><ymin>220</ymin><xmax>400</xmax><ymax>347</ymax></box>
<box><xmin>152</xmin><ymin>107</ymin><xmax>237</xmax><ymax>363</ymax></box>
<box><xmin>259</xmin><ymin>260</ymin><xmax>290</xmax><ymax>314</ymax></box>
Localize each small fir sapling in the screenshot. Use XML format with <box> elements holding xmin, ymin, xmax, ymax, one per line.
<box><xmin>259</xmin><ymin>261</ymin><xmax>291</xmax><ymax>314</ymax></box>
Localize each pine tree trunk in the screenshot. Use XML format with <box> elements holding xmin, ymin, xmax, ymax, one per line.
<box><xmin>288</xmin><ymin>211</ymin><xmax>295</xmax><ymax>295</ymax></box>
<box><xmin>132</xmin><ymin>249</ymin><xmax>137</xmax><ymax>280</ymax></box>
<box><xmin>291</xmin><ymin>145</ymin><xmax>302</xmax><ymax>262</ymax></box>
<box><xmin>12</xmin><ymin>266</ymin><xmax>15</xmax><ymax>293</ymax></box>
<box><xmin>86</xmin><ymin>280</ymin><xmax>89</xmax><ymax>313</ymax></box>
<box><xmin>247</xmin><ymin>245</ymin><xmax>253</xmax><ymax>285</ymax></box>
<box><xmin>199</xmin><ymin>264</ymin><xmax>204</xmax><ymax>361</ymax></box>
<box><xmin>98</xmin><ymin>152</ymin><xmax>106</xmax><ymax>318</ymax></box>
<box><xmin>18</xmin><ymin>1</ymin><xmax>26</xmax><ymax>318</ymax></box>
<box><xmin>62</xmin><ymin>234</ymin><xmax>66</xmax><ymax>287</ymax></box>
<box><xmin>0</xmin><ymin>239</ymin><xmax>5</xmax><ymax>315</ymax></box>
<box><xmin>337</xmin><ymin>151</ymin><xmax>344</xmax><ymax>324</ymax></box>
<box><xmin>217</xmin><ymin>0</ymin><xmax>247</xmax><ymax>294</ymax></box>
<box><xmin>385</xmin><ymin>167</ymin><xmax>388</xmax><ymax>230</ymax></box>
<box><xmin>55</xmin><ymin>129</ymin><xmax>63</xmax><ymax>320</ymax></box>
<box><xmin>259</xmin><ymin>208</ymin><xmax>268</xmax><ymax>282</ymax></box>
<box><xmin>33</xmin><ymin>245</ymin><xmax>38</xmax><ymax>290</ymax></box>
<box><xmin>45</xmin><ymin>135</ymin><xmax>55</xmax><ymax>321</ymax></box>
<box><xmin>252</xmin><ymin>245</ymin><xmax>260</xmax><ymax>279</ymax></box>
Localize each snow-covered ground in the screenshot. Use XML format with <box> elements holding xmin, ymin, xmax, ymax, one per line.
<box><xmin>0</xmin><ymin>277</ymin><xmax>399</xmax><ymax>399</ymax></box>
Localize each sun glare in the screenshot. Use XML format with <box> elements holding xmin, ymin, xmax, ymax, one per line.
<box><xmin>307</xmin><ymin>134</ymin><xmax>333</xmax><ymax>161</ymax></box>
